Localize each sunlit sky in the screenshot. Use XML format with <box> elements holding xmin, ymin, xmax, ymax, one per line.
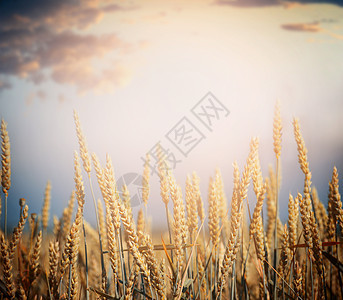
<box><xmin>1</xmin><ymin>0</ymin><xmax>343</xmax><ymax>228</ymax></box>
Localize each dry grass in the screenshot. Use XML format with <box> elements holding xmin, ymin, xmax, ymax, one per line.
<box><xmin>0</xmin><ymin>104</ymin><xmax>343</xmax><ymax>300</ymax></box>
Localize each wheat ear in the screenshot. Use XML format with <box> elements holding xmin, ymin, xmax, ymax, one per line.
<box><xmin>329</xmin><ymin>166</ymin><xmax>343</xmax><ymax>233</ymax></box>
<box><xmin>278</xmin><ymin>224</ymin><xmax>290</xmax><ymax>287</ymax></box>
<box><xmin>312</xmin><ymin>187</ymin><xmax>327</xmax><ymax>236</ymax></box>
<box><xmin>1</xmin><ymin>119</ymin><xmax>11</xmax><ymax>195</ymax></box>
<box><xmin>215</xmin><ymin>168</ymin><xmax>226</xmax><ymax>219</ymax></box>
<box><xmin>169</xmin><ymin>174</ymin><xmax>185</xmax><ymax>269</ymax></box>
<box><xmin>218</xmin><ymin>162</ymin><xmax>241</xmax><ymax>294</ymax></box>
<box><xmin>97</xmin><ymin>198</ymin><xmax>108</xmax><ymax>253</ymax></box>
<box><xmin>288</xmin><ymin>194</ymin><xmax>298</xmax><ymax>249</ymax></box>
<box><xmin>142</xmin><ymin>153</ymin><xmax>150</xmax><ymax>209</ymax></box>
<box><xmin>42</xmin><ymin>180</ymin><xmax>51</xmax><ymax>233</ymax></box>
<box><xmin>119</xmin><ymin>200</ymin><xmax>150</xmax><ymax>281</ymax></box>
<box><xmin>104</xmin><ymin>154</ymin><xmax>121</xmax><ymax>233</ymax></box>
<box><xmin>106</xmin><ymin>205</ymin><xmax>119</xmax><ymax>287</ymax></box>
<box><xmin>68</xmin><ymin>222</ymin><xmax>81</xmax><ymax>299</ymax></box>
<box><xmin>192</xmin><ymin>172</ymin><xmax>205</xmax><ymax>225</ymax></box>
<box><xmin>250</xmin><ymin>152</ymin><xmax>266</xmax><ymax>237</ymax></box>
<box><xmin>73</xmin><ymin>110</ymin><xmax>91</xmax><ymax>174</ymax></box>
<box><xmin>309</xmin><ymin>211</ymin><xmax>323</xmax><ymax>277</ymax></box>
<box><xmin>293</xmin><ymin>261</ymin><xmax>303</xmax><ymax>299</ymax></box>
<box><xmin>9</xmin><ymin>204</ymin><xmax>28</xmax><ymax>260</ymax></box>
<box><xmin>137</xmin><ymin>208</ymin><xmax>145</xmax><ymax>246</ymax></box>
<box><xmin>186</xmin><ymin>174</ymin><xmax>198</xmax><ymax>238</ymax></box>
<box><xmin>218</xmin><ymin>139</ymin><xmax>258</xmax><ymax>294</ymax></box>
<box><xmin>265</xmin><ymin>170</ymin><xmax>276</xmax><ymax>248</ymax></box>
<box><xmin>273</xmin><ymin>101</ymin><xmax>282</xmax><ymax>159</ymax></box>
<box><xmin>0</xmin><ymin>233</ymin><xmax>15</xmax><ymax>298</ymax></box>
<box><xmin>208</xmin><ymin>177</ymin><xmax>220</xmax><ymax>248</ymax></box>
<box><xmin>1</xmin><ymin>119</ymin><xmax>11</xmax><ymax>238</ymax></box>
<box><xmin>30</xmin><ymin>230</ymin><xmax>42</xmax><ymax>285</ymax></box>
<box><xmin>49</xmin><ymin>240</ymin><xmax>60</xmax><ymax>300</ymax></box>
<box><xmin>293</xmin><ymin>118</ymin><xmax>312</xmax><ymax>189</ymax></box>
<box><xmin>61</xmin><ymin>191</ymin><xmax>75</xmax><ymax>243</ymax></box>
<box><xmin>124</xmin><ymin>262</ymin><xmax>138</xmax><ymax>300</ymax></box>
<box><xmin>299</xmin><ymin>193</ymin><xmax>313</xmax><ymax>250</ymax></box>
<box><xmin>143</xmin><ymin>233</ymin><xmax>166</xmax><ymax>299</ymax></box>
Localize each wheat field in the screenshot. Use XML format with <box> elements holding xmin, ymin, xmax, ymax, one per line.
<box><xmin>0</xmin><ymin>103</ymin><xmax>342</xmax><ymax>300</ymax></box>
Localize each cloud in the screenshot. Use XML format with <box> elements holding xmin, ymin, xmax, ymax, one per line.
<box><xmin>0</xmin><ymin>0</ymin><xmax>129</xmax><ymax>32</ymax></box>
<box><xmin>216</xmin><ymin>0</ymin><xmax>343</xmax><ymax>7</ymax></box>
<box><xmin>281</xmin><ymin>1</ymin><xmax>304</xmax><ymax>8</ymax></box>
<box><xmin>0</xmin><ymin>0</ymin><xmax>139</xmax><ymax>94</ymax></box>
<box><xmin>281</xmin><ymin>21</ymin><xmax>343</xmax><ymax>41</ymax></box>
<box><xmin>281</xmin><ymin>22</ymin><xmax>321</xmax><ymax>32</ymax></box>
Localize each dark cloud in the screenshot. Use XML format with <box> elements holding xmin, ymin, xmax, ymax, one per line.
<box><xmin>0</xmin><ymin>1</ymin><xmax>137</xmax><ymax>94</ymax></box>
<box><xmin>0</xmin><ymin>0</ymin><xmax>128</xmax><ymax>31</ymax></box>
<box><xmin>216</xmin><ymin>0</ymin><xmax>343</xmax><ymax>7</ymax></box>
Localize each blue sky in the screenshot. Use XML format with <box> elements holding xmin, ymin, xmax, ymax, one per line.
<box><xmin>1</xmin><ymin>0</ymin><xmax>343</xmax><ymax>229</ymax></box>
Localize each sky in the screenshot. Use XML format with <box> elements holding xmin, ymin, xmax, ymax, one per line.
<box><xmin>0</xmin><ymin>0</ymin><xmax>343</xmax><ymax>229</ymax></box>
